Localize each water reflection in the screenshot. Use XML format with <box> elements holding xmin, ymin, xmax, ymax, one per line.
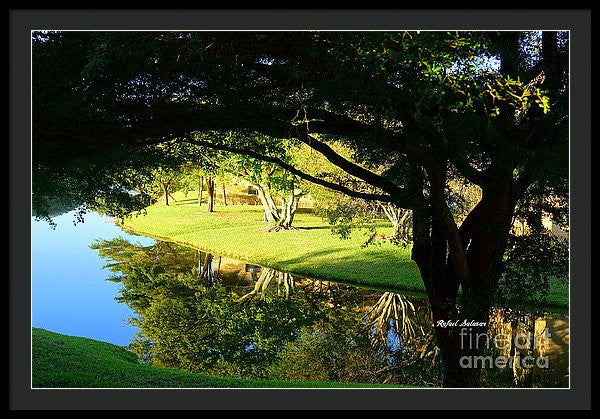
<box><xmin>92</xmin><ymin>237</ymin><xmax>569</xmax><ymax>387</ymax></box>
<box><xmin>483</xmin><ymin>308</ymin><xmax>570</xmax><ymax>387</ymax></box>
<box><xmin>32</xmin><ymin>211</ymin><xmax>154</xmax><ymax>345</ymax></box>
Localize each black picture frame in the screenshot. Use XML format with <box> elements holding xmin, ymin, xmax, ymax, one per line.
<box><xmin>10</xmin><ymin>9</ymin><xmax>591</xmax><ymax>410</ymax></box>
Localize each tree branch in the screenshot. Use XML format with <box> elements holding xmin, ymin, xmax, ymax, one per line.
<box><xmin>179</xmin><ymin>136</ymin><xmax>408</xmax><ymax>205</ymax></box>
<box><xmin>294</xmin><ymin>129</ymin><xmax>409</xmax><ymax>198</ymax></box>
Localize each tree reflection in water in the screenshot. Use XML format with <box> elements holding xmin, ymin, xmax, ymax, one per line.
<box><xmin>237</xmin><ymin>269</ymin><xmax>295</xmax><ymax>302</ymax></box>
<box><xmin>91</xmin><ymin>237</ymin><xmax>568</xmax><ymax>387</ymax></box>
<box><xmin>366</xmin><ymin>292</ymin><xmax>441</xmax><ymax>371</ymax></box>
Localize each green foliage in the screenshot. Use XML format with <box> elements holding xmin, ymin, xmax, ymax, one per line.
<box><xmin>498</xmin><ymin>232</ymin><xmax>568</xmax><ymax>309</ymax></box>
<box><xmin>316</xmin><ymin>197</ymin><xmax>378</xmax><ymax>242</ymax></box>
<box><xmin>32</xmin><ymin>31</ymin><xmax>568</xmax><ymax>230</ymax></box>
<box><xmin>292</xmin><ymin>142</ymin><xmax>391</xmax><ymax>243</ymax></box>
<box><xmin>32</xmin><ymin>146</ymin><xmax>156</xmax><ymax>223</ymax></box>
<box><xmin>90</xmin><ymin>238</ymin><xmax>200</xmax><ymax>311</ymax></box>
<box><xmin>222</xmin><ymin>132</ymin><xmax>301</xmax><ymax>193</ymax></box>
<box><xmin>147</xmin><ymin>166</ymin><xmax>186</xmax><ymax>201</ymax></box>
<box><xmin>228</xmin><ymin>154</ymin><xmax>295</xmax><ymax>195</ymax></box>
<box><xmin>269</xmin><ymin>317</ymin><xmax>388</xmax><ymax>384</ymax></box>
<box><xmin>129</xmin><ymin>282</ymin><xmax>324</xmax><ymax>379</ymax></box>
<box><xmin>92</xmin><ymin>237</ymin><xmax>326</xmax><ymax>379</ymax></box>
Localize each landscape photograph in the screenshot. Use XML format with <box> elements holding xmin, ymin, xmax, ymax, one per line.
<box><xmin>30</xmin><ymin>28</ymin><xmax>570</xmax><ymax>391</ymax></box>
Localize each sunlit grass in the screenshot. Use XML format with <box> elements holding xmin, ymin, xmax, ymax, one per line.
<box><xmin>124</xmin><ymin>192</ymin><xmax>425</xmax><ymax>294</ymax></box>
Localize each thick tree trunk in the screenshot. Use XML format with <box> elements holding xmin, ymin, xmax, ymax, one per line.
<box><xmin>439</xmin><ymin>330</ymin><xmax>486</xmax><ymax>388</ymax></box>
<box><xmin>409</xmin><ymin>169</ymin><xmax>515</xmax><ymax>387</ymax></box>
<box><xmin>255</xmin><ymin>183</ymin><xmax>301</xmax><ymax>231</ymax></box>
<box><xmin>206</xmin><ymin>177</ymin><xmax>215</xmax><ymax>212</ymax></box>
<box><xmin>419</xmin><ymin>260</ymin><xmax>493</xmax><ymax>387</ymax></box>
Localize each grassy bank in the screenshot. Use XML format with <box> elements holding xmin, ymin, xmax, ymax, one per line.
<box><xmin>122</xmin><ymin>194</ymin><xmax>568</xmax><ymax>310</ymax></box>
<box><xmin>32</xmin><ymin>328</ymin><xmax>398</xmax><ymax>388</ymax></box>
<box><xmin>124</xmin><ymin>194</ymin><xmax>425</xmax><ymax>293</ymax></box>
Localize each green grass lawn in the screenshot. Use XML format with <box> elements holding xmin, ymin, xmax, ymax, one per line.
<box><xmin>122</xmin><ymin>192</ymin><xmax>568</xmax><ymax>310</ymax></box>
<box><xmin>32</xmin><ymin>328</ymin><xmax>400</xmax><ymax>388</ymax></box>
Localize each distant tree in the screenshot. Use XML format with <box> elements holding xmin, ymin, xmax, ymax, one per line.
<box><xmin>149</xmin><ymin>166</ymin><xmax>184</xmax><ymax>206</ymax></box>
<box><xmin>179</xmin><ymin>146</ymin><xmax>222</xmax><ymax>211</ymax></box>
<box><xmin>227</xmin><ymin>141</ymin><xmax>307</xmax><ymax>230</ymax></box>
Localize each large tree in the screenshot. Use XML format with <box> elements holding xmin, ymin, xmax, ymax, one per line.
<box><xmin>32</xmin><ymin>31</ymin><xmax>568</xmax><ymax>387</ymax></box>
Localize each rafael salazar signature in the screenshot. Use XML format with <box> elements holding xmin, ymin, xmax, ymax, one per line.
<box><xmin>436</xmin><ymin>320</ymin><xmax>487</xmax><ymax>328</ymax></box>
